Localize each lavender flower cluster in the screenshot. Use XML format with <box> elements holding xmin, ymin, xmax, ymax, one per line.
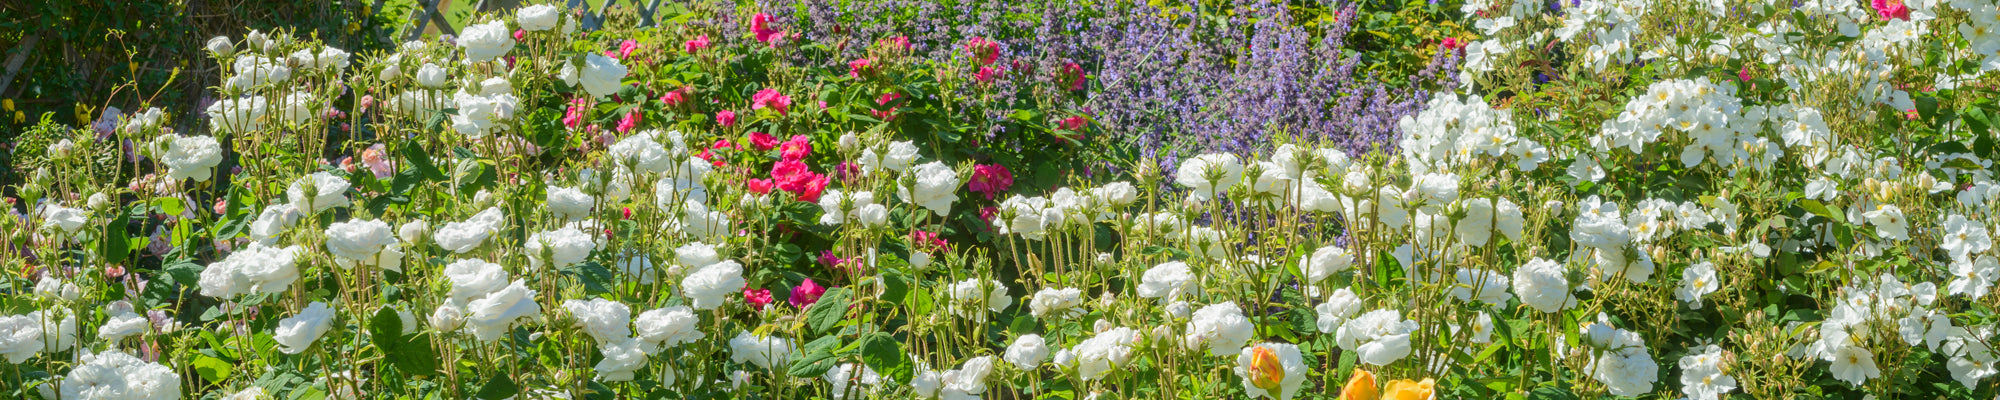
<box><xmin>704</xmin><ymin>0</ymin><xmax>1453</xmax><ymax>165</ymax></box>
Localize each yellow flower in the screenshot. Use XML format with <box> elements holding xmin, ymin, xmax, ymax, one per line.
<box><xmin>2</xmin><ymin>98</ymin><xmax>13</xmax><ymax>111</ymax></box>
<box><xmin>1247</xmin><ymin>346</ymin><xmax>1285</xmax><ymax>393</ymax></box>
<box><xmin>12</xmin><ymin>110</ymin><xmax>23</xmax><ymax>124</ymax></box>
<box><xmin>1339</xmin><ymin>369</ymin><xmax>1379</xmax><ymax>400</ymax></box>
<box><xmin>1384</xmin><ymin>378</ymin><xmax>1436</xmax><ymax>400</ymax></box>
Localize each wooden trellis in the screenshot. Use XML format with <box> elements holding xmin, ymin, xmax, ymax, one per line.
<box><xmin>372</xmin><ymin>0</ymin><xmax>667</xmax><ymax>41</ymax></box>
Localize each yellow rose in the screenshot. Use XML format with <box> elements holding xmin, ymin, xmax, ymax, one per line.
<box><xmin>1384</xmin><ymin>378</ymin><xmax>1436</xmax><ymax>400</ymax></box>
<box><xmin>1339</xmin><ymin>369</ymin><xmax>1379</xmax><ymax>400</ymax></box>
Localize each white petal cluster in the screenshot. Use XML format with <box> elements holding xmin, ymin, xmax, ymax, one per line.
<box><xmin>1581</xmin><ymin>315</ymin><xmax>1659</xmax><ymax>396</ymax></box>
<box><xmin>1183</xmin><ymin>302</ymin><xmax>1255</xmax><ymax>357</ymax></box>
<box><xmin>1137</xmin><ymin>261</ymin><xmax>1194</xmax><ymax>301</ymax></box>
<box><xmin>286</xmin><ymin>172</ymin><xmax>352</xmax><ymax>213</ymax></box>
<box><xmin>898</xmin><ymin>161</ymin><xmax>961</xmax><ymax>217</ymax></box>
<box><xmin>434</xmin><ymin>207</ymin><xmax>506</xmax><ymax>253</ymax></box>
<box><xmin>728</xmin><ymin>330</ymin><xmax>794</xmax><ymax>369</ymax></box>
<box><xmin>457</xmin><ymin>21</ymin><xmax>517</xmax><ymax>64</ymax></box>
<box><xmin>199</xmin><ymin>243</ymin><xmax>303</xmax><ymax>298</ymax></box>
<box><xmin>324</xmin><ymin>219</ymin><xmax>398</xmax><ymax>262</ymax></box>
<box><xmin>1176</xmin><ymin>153</ymin><xmax>1244</xmax><ymax>202</ymax></box>
<box><xmin>451</xmin><ymin>78</ymin><xmax>520</xmax><ymax>138</ymax></box>
<box><xmin>159</xmin><ymin>134</ymin><xmax>224</xmax><ymax>182</ymax></box>
<box><xmin>1335</xmin><ymin>309</ymin><xmax>1417</xmax><ymax>366</ymax></box>
<box><xmin>525</xmin><ymin>225</ymin><xmax>603</xmax><ymax>269</ymax></box>
<box><xmin>818</xmin><ymin>190</ymin><xmax>888</xmax><ymax>227</ymax></box>
<box><xmin>273</xmin><ymin>302</ymin><xmax>336</xmax><ymax>354</ymax></box>
<box><xmin>681</xmin><ymin>260</ymin><xmax>746</xmax><ymax>310</ymax></box>
<box><xmin>1029</xmin><ymin>287</ymin><xmax>1084</xmax><ymax>319</ymax></box>
<box><xmin>516</xmin><ymin>5</ymin><xmax>561</xmax><ymax>32</ymax></box>
<box><xmin>560</xmin><ymin>53</ymin><xmax>628</xmax><ymax>99</ymax></box>
<box><xmin>0</xmin><ymin>308</ymin><xmax>78</xmax><ymax>363</ymax></box>
<box><xmin>53</xmin><ymin>349</ymin><xmax>180</xmax><ymax>400</ymax></box>
<box><xmin>946</xmin><ymin>279</ymin><xmax>1013</xmax><ymax>318</ymax></box>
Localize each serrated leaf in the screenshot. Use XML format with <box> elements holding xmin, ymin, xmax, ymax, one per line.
<box><xmin>99</xmin><ymin>213</ymin><xmax>130</xmax><ymax>264</ymax></box>
<box><xmin>858</xmin><ymin>332</ymin><xmax>912</xmax><ymax>384</ymax></box>
<box><xmin>403</xmin><ymin>144</ymin><xmax>448</xmax><ymax>181</ymax></box>
<box><xmin>392</xmin><ymin>332</ymin><xmax>440</xmax><ymax>376</ymax></box>
<box><xmin>1797</xmin><ymin>199</ymin><xmax>1837</xmax><ymax>221</ymax></box>
<box><xmin>475</xmin><ymin>374</ymin><xmax>517</xmax><ymax>400</ymax></box>
<box><xmin>192</xmin><ymin>355</ymin><xmax>232</xmax><ymax>382</ymax></box>
<box><xmin>369</xmin><ymin>306</ymin><xmax>403</xmax><ymax>354</ymax></box>
<box><xmin>806</xmin><ymin>287</ymin><xmax>853</xmax><ymax>334</ymax></box>
<box><xmin>787</xmin><ymin>349</ymin><xmax>839</xmax><ymax>377</ymax></box>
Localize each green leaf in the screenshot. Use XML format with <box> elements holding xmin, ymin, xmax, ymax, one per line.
<box><xmin>806</xmin><ymin>287</ymin><xmax>853</xmax><ymax>334</ymax></box>
<box><xmin>403</xmin><ymin>144</ymin><xmax>448</xmax><ymax>181</ymax></box>
<box><xmin>857</xmin><ymin>332</ymin><xmax>912</xmax><ymax>383</ymax></box>
<box><xmin>391</xmin><ymin>168</ymin><xmax>425</xmax><ymax>196</ymax></box>
<box><xmin>881</xmin><ymin>272</ymin><xmax>910</xmax><ymax>304</ymax></box>
<box><xmin>1527</xmin><ymin>386</ymin><xmax>1581</xmax><ymax>400</ymax></box>
<box><xmin>152</xmin><ymin>197</ymin><xmax>185</xmax><ymax>216</ymax></box>
<box><xmin>475</xmin><ymin>374</ymin><xmax>518</xmax><ymax>400</ymax></box>
<box><xmin>561</xmin><ymin>262</ymin><xmax>615</xmax><ymax>295</ymax></box>
<box><xmin>192</xmin><ymin>355</ymin><xmax>232</xmax><ymax>382</ymax></box>
<box><xmin>1797</xmin><ymin>199</ymin><xmax>1838</xmax><ymax>221</ymax></box>
<box><xmin>99</xmin><ymin>213</ymin><xmax>130</xmax><ymax>265</ymax></box>
<box><xmin>369</xmin><ymin>307</ymin><xmax>404</xmax><ymax>354</ymax></box>
<box><xmin>787</xmin><ymin>348</ymin><xmax>840</xmax><ymax>377</ymax></box>
<box><xmin>390</xmin><ymin>332</ymin><xmax>440</xmax><ymax>376</ymax></box>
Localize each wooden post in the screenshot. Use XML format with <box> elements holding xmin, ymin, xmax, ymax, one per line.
<box><xmin>0</xmin><ymin>32</ymin><xmax>41</xmax><ymax>99</ymax></box>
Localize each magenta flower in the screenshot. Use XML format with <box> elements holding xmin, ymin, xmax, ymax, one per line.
<box><xmin>752</xmin><ymin>88</ymin><xmax>793</xmax><ymax>116</ymax></box>
<box><xmin>966</xmin><ymin>37</ymin><xmax>1000</xmax><ymax>65</ymax></box>
<box><xmin>849</xmin><ymin>58</ymin><xmax>873</xmax><ymax>78</ymax></box>
<box><xmin>789</xmin><ymin>279</ymin><xmax>828</xmax><ymax>308</ymax></box>
<box><xmin>1871</xmin><ymin>0</ymin><xmax>1909</xmax><ymax>20</ymax></box>
<box><xmin>751</xmin><ymin>13</ymin><xmax>784</xmax><ymax>44</ymax></box>
<box><xmin>1058</xmin><ymin>115</ymin><xmax>1088</xmax><ymax>131</ymax></box>
<box><xmin>743</xmin><ymin>286</ymin><xmax>774</xmax><ymax>310</ymax></box>
<box><xmin>1060</xmin><ymin>61</ymin><xmax>1087</xmax><ymax>91</ymax></box>
<box><xmin>716</xmin><ymin>110</ymin><xmax>738</xmax><ymax>127</ymax></box>
<box><xmin>661</xmin><ymin>87</ymin><xmax>688</xmax><ymax>107</ymax></box>
<box><xmin>910</xmin><ymin>230</ymin><xmax>948</xmax><ymax>250</ymax></box>
<box><xmin>513</xmin><ymin>29</ymin><xmax>526</xmax><ymax>41</ymax></box>
<box><xmin>685</xmin><ymin>34</ymin><xmax>711</xmax><ymax>54</ymax></box>
<box><xmin>562</xmin><ymin>98</ymin><xmax>588</xmax><ymax>129</ymax></box>
<box><xmin>817</xmin><ymin>250</ymin><xmax>847</xmax><ymax>269</ymax></box>
<box><xmin>882</xmin><ymin>36</ymin><xmax>910</xmax><ymax>51</ymax></box>
<box><xmin>772</xmin><ymin>160</ymin><xmax>829</xmax><ymax>202</ymax></box>
<box><xmin>616</xmin><ymin>109</ymin><xmax>642</xmax><ymax>133</ymax></box>
<box><xmin>975</xmin><ymin>66</ymin><xmax>999</xmax><ymax>84</ymax></box>
<box><xmin>779</xmin><ymin>135</ymin><xmax>812</xmax><ymax>161</ymax></box>
<box><xmin>618</xmin><ymin>39</ymin><xmax>639</xmax><ymax>59</ymax></box>
<box><xmin>748</xmin><ymin>131</ymin><xmax>778</xmax><ymax>150</ymax></box>
<box><xmin>968</xmin><ymin>163</ymin><xmax>1015</xmax><ymax>200</ymax></box>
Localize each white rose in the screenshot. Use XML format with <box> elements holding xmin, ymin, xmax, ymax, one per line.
<box><xmin>560</xmin><ymin>52</ymin><xmax>627</xmax><ymax>99</ymax></box>
<box><xmin>274</xmin><ymin>302</ymin><xmax>336</xmax><ymax>354</ymax></box>
<box><xmin>457</xmin><ymin>21</ymin><xmax>517</xmax><ymax>63</ymax></box>
<box><xmin>324</xmin><ymin>219</ymin><xmax>397</xmax><ymax>261</ymax></box>
<box><xmin>517</xmin><ymin>5</ymin><xmax>561</xmax><ymax>32</ymax></box>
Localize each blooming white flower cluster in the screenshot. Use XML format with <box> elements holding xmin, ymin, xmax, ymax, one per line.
<box><xmin>1581</xmin><ymin>314</ymin><xmax>1659</xmax><ymax>396</ymax></box>
<box><xmin>45</xmin><ymin>349</ymin><xmax>180</xmax><ymax>400</ymax></box>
